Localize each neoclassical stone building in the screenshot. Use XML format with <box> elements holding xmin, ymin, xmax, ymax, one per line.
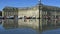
<box><xmin>2</xmin><ymin>6</ymin><xmax>39</xmax><ymax>18</ymax></box>
<box><xmin>2</xmin><ymin>2</ymin><xmax>60</xmax><ymax>25</ymax></box>
<box><xmin>2</xmin><ymin>4</ymin><xmax>60</xmax><ymax>18</ymax></box>
<box><xmin>2</xmin><ymin>7</ymin><xmax>18</xmax><ymax>18</ymax></box>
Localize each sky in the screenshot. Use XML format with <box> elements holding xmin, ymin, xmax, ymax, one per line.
<box><xmin>0</xmin><ymin>0</ymin><xmax>60</xmax><ymax>11</ymax></box>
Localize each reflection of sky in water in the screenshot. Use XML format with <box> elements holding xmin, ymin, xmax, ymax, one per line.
<box><xmin>0</xmin><ymin>27</ymin><xmax>39</xmax><ymax>34</ymax></box>
<box><xmin>0</xmin><ymin>24</ymin><xmax>5</xmax><ymax>31</ymax></box>
<box><xmin>42</xmin><ymin>29</ymin><xmax>60</xmax><ymax>34</ymax></box>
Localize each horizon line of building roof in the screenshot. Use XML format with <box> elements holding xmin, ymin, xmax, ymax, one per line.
<box><xmin>2</xmin><ymin>3</ymin><xmax>60</xmax><ymax>11</ymax></box>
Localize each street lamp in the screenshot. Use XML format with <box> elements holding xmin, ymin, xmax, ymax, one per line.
<box><xmin>38</xmin><ymin>0</ymin><xmax>42</xmax><ymax>19</ymax></box>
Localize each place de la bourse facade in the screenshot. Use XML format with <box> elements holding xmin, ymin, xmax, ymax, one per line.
<box><xmin>2</xmin><ymin>3</ymin><xmax>60</xmax><ymax>25</ymax></box>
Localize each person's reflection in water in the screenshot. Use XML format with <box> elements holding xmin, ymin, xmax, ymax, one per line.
<box><xmin>0</xmin><ymin>19</ymin><xmax>2</xmax><ymax>24</ymax></box>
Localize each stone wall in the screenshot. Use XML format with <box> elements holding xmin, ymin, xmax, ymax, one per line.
<box><xmin>18</xmin><ymin>7</ymin><xmax>39</xmax><ymax>18</ymax></box>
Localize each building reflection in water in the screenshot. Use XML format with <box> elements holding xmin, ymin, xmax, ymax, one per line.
<box><xmin>0</xmin><ymin>19</ymin><xmax>2</xmax><ymax>24</ymax></box>
<box><xmin>2</xmin><ymin>19</ymin><xmax>60</xmax><ymax>32</ymax></box>
<box><xmin>2</xmin><ymin>19</ymin><xmax>39</xmax><ymax>30</ymax></box>
<box><xmin>18</xmin><ymin>19</ymin><xmax>39</xmax><ymax>30</ymax></box>
<box><xmin>3</xmin><ymin>19</ymin><xmax>18</xmax><ymax>29</ymax></box>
